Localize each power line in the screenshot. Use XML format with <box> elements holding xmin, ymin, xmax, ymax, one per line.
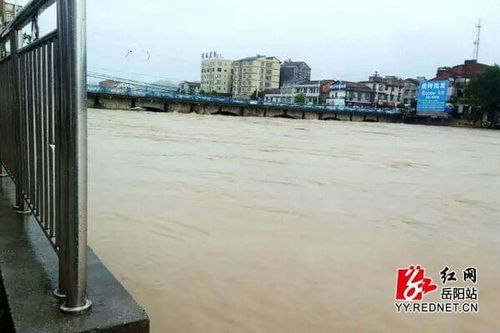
<box><xmin>87</xmin><ymin>66</ymin><xmax>183</xmax><ymax>82</ymax></box>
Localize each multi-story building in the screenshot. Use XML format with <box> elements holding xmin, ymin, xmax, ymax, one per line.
<box><xmin>295</xmin><ymin>80</ymin><xmax>335</xmax><ymax>104</ymax></box>
<box><xmin>0</xmin><ymin>1</ymin><xmax>22</xmax><ymax>30</ymax></box>
<box><xmin>280</xmin><ymin>59</ymin><xmax>311</xmax><ymax>86</ymax></box>
<box><xmin>360</xmin><ymin>74</ymin><xmax>405</xmax><ymax>107</ymax></box>
<box><xmin>433</xmin><ymin>59</ymin><xmax>488</xmax><ymax>100</ymax></box>
<box><xmin>263</xmin><ymin>78</ymin><xmax>306</xmax><ymax>104</ymax></box>
<box><xmin>326</xmin><ymin>81</ymin><xmax>373</xmax><ymax>107</ymax></box>
<box><xmin>178</xmin><ymin>81</ymin><xmax>201</xmax><ymax>94</ymax></box>
<box><xmin>232</xmin><ymin>55</ymin><xmax>280</xmax><ymax>98</ymax></box>
<box><xmin>201</xmin><ymin>52</ymin><xmax>233</xmax><ymax>95</ymax></box>
<box><xmin>264</xmin><ymin>79</ymin><xmax>334</xmax><ymax>104</ymax></box>
<box><xmin>431</xmin><ymin>59</ymin><xmax>489</xmax><ymax>114</ymax></box>
<box><xmin>359</xmin><ymin>74</ymin><xmax>420</xmax><ymax>107</ymax></box>
<box><xmin>401</xmin><ymin>79</ymin><xmax>419</xmax><ymax>106</ymax></box>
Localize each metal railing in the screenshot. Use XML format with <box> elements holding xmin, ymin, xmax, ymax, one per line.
<box><xmin>0</xmin><ymin>0</ymin><xmax>90</xmax><ymax>313</ymax></box>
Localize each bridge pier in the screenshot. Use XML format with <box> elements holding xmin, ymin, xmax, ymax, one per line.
<box><xmin>97</xmin><ymin>96</ymin><xmax>133</xmax><ymax>110</ymax></box>
<box><xmin>264</xmin><ymin>109</ymin><xmax>284</xmax><ymax>118</ymax></box>
<box><xmin>286</xmin><ymin>110</ymin><xmax>301</xmax><ymax>119</ymax></box>
<box><xmin>168</xmin><ymin>102</ymin><xmax>192</xmax><ymax>113</ymax></box>
<box><xmin>303</xmin><ymin>111</ymin><xmax>318</xmax><ymax>120</ymax></box>
<box><xmin>135</xmin><ymin>98</ymin><xmax>166</xmax><ymax>112</ymax></box>
<box><xmin>242</xmin><ymin>107</ymin><xmax>264</xmax><ymax>117</ymax></box>
<box><xmin>199</xmin><ymin>105</ymin><xmax>219</xmax><ymax>115</ymax></box>
<box><xmin>191</xmin><ymin>104</ymin><xmax>202</xmax><ymax>114</ymax></box>
<box><xmin>217</xmin><ymin>106</ymin><xmax>241</xmax><ymax>116</ymax></box>
<box><xmin>322</xmin><ymin>113</ymin><xmax>342</xmax><ymax>121</ymax></box>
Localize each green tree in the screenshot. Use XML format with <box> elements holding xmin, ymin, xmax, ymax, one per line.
<box><xmin>250</xmin><ymin>90</ymin><xmax>265</xmax><ymax>100</ymax></box>
<box><xmin>465</xmin><ymin>64</ymin><xmax>500</xmax><ymax>127</ymax></box>
<box><xmin>295</xmin><ymin>92</ymin><xmax>306</xmax><ymax>104</ymax></box>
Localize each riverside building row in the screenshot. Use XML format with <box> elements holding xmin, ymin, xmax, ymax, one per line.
<box><xmin>200</xmin><ymin>52</ymin><xmax>311</xmax><ymax>99</ymax></box>
<box><xmin>199</xmin><ymin>51</ymin><xmax>421</xmax><ymax>106</ymax></box>
<box><xmin>265</xmin><ymin>75</ymin><xmax>423</xmax><ymax>108</ymax></box>
<box><xmin>198</xmin><ymin>50</ymin><xmax>490</xmax><ymax>112</ymax></box>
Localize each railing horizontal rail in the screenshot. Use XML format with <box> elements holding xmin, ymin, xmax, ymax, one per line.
<box><xmin>0</xmin><ymin>0</ymin><xmax>56</xmax><ymax>38</ymax></box>
<box><xmin>18</xmin><ymin>29</ymin><xmax>57</xmax><ymax>54</ymax></box>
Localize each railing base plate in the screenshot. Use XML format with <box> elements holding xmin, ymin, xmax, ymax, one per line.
<box><xmin>16</xmin><ymin>209</ymin><xmax>32</xmax><ymax>215</ymax></box>
<box><xmin>60</xmin><ymin>299</ymin><xmax>92</xmax><ymax>314</ymax></box>
<box><xmin>0</xmin><ymin>173</ymin><xmax>8</xmax><ymax>177</ymax></box>
<box><xmin>53</xmin><ymin>288</ymin><xmax>66</xmax><ymax>299</ymax></box>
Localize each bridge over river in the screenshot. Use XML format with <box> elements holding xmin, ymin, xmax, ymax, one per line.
<box><xmin>88</xmin><ymin>85</ymin><xmax>404</xmax><ymax>122</ymax></box>
<box><xmin>86</xmin><ymin>85</ymin><xmax>478</xmax><ymax>127</ymax></box>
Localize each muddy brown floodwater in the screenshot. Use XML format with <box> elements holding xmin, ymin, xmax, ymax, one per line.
<box><xmin>88</xmin><ymin>108</ymin><xmax>500</xmax><ymax>333</ymax></box>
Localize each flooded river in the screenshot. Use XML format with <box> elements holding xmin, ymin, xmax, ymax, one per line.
<box><xmin>88</xmin><ymin>108</ymin><xmax>500</xmax><ymax>332</ymax></box>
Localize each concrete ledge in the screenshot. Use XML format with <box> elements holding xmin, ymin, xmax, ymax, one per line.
<box><xmin>0</xmin><ymin>177</ymin><xmax>149</xmax><ymax>332</ymax></box>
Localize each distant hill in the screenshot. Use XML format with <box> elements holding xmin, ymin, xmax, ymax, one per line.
<box><xmin>153</xmin><ymin>79</ymin><xmax>178</xmax><ymax>90</ymax></box>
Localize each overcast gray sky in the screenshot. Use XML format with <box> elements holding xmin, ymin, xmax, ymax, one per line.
<box><xmin>16</xmin><ymin>0</ymin><xmax>500</xmax><ymax>83</ymax></box>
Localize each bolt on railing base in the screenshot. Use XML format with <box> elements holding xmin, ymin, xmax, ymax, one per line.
<box><xmin>12</xmin><ymin>205</ymin><xmax>30</xmax><ymax>214</ymax></box>
<box><xmin>52</xmin><ymin>288</ymin><xmax>66</xmax><ymax>299</ymax></box>
<box><xmin>60</xmin><ymin>299</ymin><xmax>92</xmax><ymax>314</ymax></box>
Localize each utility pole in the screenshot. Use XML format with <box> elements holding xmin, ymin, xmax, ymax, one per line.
<box><xmin>473</xmin><ymin>19</ymin><xmax>482</xmax><ymax>61</ymax></box>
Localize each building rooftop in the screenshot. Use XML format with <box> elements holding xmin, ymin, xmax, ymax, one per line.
<box><xmin>297</xmin><ymin>80</ymin><xmax>335</xmax><ymax>86</ymax></box>
<box><xmin>234</xmin><ymin>55</ymin><xmax>280</xmax><ymax>63</ymax></box>
<box><xmin>281</xmin><ymin>60</ymin><xmax>311</xmax><ymax>69</ymax></box>
<box><xmin>333</xmin><ymin>81</ymin><xmax>373</xmax><ymax>92</ymax></box>
<box><xmin>433</xmin><ymin>59</ymin><xmax>489</xmax><ymax>80</ymax></box>
<box><xmin>181</xmin><ymin>81</ymin><xmax>201</xmax><ymax>85</ymax></box>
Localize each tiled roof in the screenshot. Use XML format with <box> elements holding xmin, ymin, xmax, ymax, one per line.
<box><xmin>434</xmin><ymin>60</ymin><xmax>489</xmax><ymax>80</ymax></box>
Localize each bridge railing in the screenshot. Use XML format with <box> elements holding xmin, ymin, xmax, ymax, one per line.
<box><xmin>0</xmin><ymin>0</ymin><xmax>91</xmax><ymax>313</ymax></box>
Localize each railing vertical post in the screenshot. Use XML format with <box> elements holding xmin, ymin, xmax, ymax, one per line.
<box><xmin>58</xmin><ymin>0</ymin><xmax>91</xmax><ymax>313</ymax></box>
<box><xmin>11</xmin><ymin>29</ymin><xmax>29</xmax><ymax>214</ymax></box>
<box><xmin>0</xmin><ymin>38</ymin><xmax>7</xmax><ymax>178</ymax></box>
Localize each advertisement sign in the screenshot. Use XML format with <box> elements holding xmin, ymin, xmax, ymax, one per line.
<box><xmin>320</xmin><ymin>81</ymin><xmax>335</xmax><ymax>94</ymax></box>
<box><xmin>332</xmin><ymin>81</ymin><xmax>346</xmax><ymax>90</ymax></box>
<box><xmin>417</xmin><ymin>81</ymin><xmax>449</xmax><ymax>113</ymax></box>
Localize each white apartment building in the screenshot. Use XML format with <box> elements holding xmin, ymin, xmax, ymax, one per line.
<box><xmin>201</xmin><ymin>52</ymin><xmax>233</xmax><ymax>94</ymax></box>
<box><xmin>326</xmin><ymin>81</ymin><xmax>373</xmax><ymax>107</ymax></box>
<box><xmin>232</xmin><ymin>55</ymin><xmax>280</xmax><ymax>99</ymax></box>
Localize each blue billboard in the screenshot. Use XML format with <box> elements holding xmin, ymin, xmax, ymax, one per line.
<box><xmin>417</xmin><ymin>80</ymin><xmax>449</xmax><ymax>113</ymax></box>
